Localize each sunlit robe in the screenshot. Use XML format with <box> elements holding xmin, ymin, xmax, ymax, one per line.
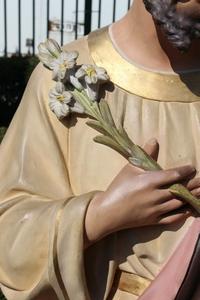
<box><xmin>0</xmin><ymin>27</ymin><xmax>200</xmax><ymax>300</ymax></box>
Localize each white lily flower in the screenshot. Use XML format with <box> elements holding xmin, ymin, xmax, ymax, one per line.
<box><xmin>64</xmin><ymin>69</ymin><xmax>83</xmax><ymax>91</ymax></box>
<box><xmin>49</xmin><ymin>82</ymin><xmax>72</xmax><ymax>119</ymax></box>
<box><xmin>71</xmin><ymin>101</ymin><xmax>85</xmax><ymax>114</ymax></box>
<box><xmin>38</xmin><ymin>39</ymin><xmax>62</xmax><ymax>69</ymax></box>
<box><xmin>75</xmin><ymin>64</ymin><xmax>109</xmax><ymax>101</ymax></box>
<box><xmin>51</xmin><ymin>51</ymin><xmax>79</xmax><ymax>81</ymax></box>
<box><xmin>75</xmin><ymin>64</ymin><xmax>109</xmax><ymax>84</ymax></box>
<box><xmin>46</xmin><ymin>39</ymin><xmax>62</xmax><ymax>57</ymax></box>
<box><xmin>49</xmin><ymin>82</ymin><xmax>84</xmax><ymax>119</ymax></box>
<box><xmin>85</xmin><ymin>83</ymin><xmax>100</xmax><ymax>102</ymax></box>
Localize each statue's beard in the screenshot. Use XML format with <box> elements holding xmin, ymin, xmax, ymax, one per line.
<box><xmin>143</xmin><ymin>0</ymin><xmax>200</xmax><ymax>52</ymax></box>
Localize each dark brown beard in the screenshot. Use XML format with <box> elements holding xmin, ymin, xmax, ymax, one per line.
<box><xmin>143</xmin><ymin>0</ymin><xmax>200</xmax><ymax>52</ymax></box>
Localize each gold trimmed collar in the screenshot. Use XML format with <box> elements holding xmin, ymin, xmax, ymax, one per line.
<box><xmin>88</xmin><ymin>27</ymin><xmax>200</xmax><ymax>103</ymax></box>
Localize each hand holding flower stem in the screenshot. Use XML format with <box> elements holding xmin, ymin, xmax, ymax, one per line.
<box><xmin>38</xmin><ymin>38</ymin><xmax>200</xmax><ymax>214</ymax></box>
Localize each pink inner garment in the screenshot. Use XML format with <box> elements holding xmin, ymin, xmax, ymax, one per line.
<box><xmin>139</xmin><ymin>218</ymin><xmax>200</xmax><ymax>300</ymax></box>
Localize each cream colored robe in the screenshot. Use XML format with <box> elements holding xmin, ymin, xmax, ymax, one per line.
<box><xmin>0</xmin><ymin>27</ymin><xmax>200</xmax><ymax>300</ymax></box>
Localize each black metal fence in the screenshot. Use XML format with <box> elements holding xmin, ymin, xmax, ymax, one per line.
<box><xmin>1</xmin><ymin>0</ymin><xmax>132</xmax><ymax>57</ymax></box>
<box><xmin>0</xmin><ymin>0</ymin><xmax>132</xmax><ymax>127</ymax></box>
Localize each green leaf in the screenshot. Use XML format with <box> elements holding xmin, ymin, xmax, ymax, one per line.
<box><xmin>170</xmin><ymin>183</ymin><xmax>200</xmax><ymax>214</ymax></box>
<box><xmin>94</xmin><ymin>135</ymin><xmax>130</xmax><ymax>158</ymax></box>
<box><xmin>130</xmin><ymin>145</ymin><xmax>161</xmax><ymax>171</ymax></box>
<box><xmin>117</xmin><ymin>123</ymin><xmax>134</xmax><ymax>147</ymax></box>
<box><xmin>72</xmin><ymin>90</ymin><xmax>96</xmax><ymax>118</ymax></box>
<box><xmin>128</xmin><ymin>157</ymin><xmax>143</xmax><ymax>167</ymax></box>
<box><xmin>99</xmin><ymin>100</ymin><xmax>115</xmax><ymax>126</ymax></box>
<box><xmin>86</xmin><ymin>120</ymin><xmax>108</xmax><ymax>136</ymax></box>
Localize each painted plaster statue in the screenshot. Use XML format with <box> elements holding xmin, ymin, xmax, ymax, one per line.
<box><xmin>1</xmin><ymin>1</ymin><xmax>200</xmax><ymax>299</ymax></box>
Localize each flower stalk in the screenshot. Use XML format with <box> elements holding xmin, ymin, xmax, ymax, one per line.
<box><xmin>38</xmin><ymin>38</ymin><xmax>200</xmax><ymax>215</ymax></box>
<box><xmin>73</xmin><ymin>88</ymin><xmax>200</xmax><ymax>214</ymax></box>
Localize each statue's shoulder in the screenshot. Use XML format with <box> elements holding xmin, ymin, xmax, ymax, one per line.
<box><xmin>29</xmin><ymin>36</ymin><xmax>87</xmax><ymax>88</ymax></box>
<box><xmin>63</xmin><ymin>26</ymin><xmax>109</xmax><ymax>65</ymax></box>
<box><xmin>62</xmin><ymin>36</ymin><xmax>89</xmax><ymax>65</ymax></box>
<box><xmin>28</xmin><ymin>27</ymin><xmax>109</xmax><ymax>105</ymax></box>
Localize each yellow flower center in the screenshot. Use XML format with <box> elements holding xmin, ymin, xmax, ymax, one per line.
<box><xmin>57</xmin><ymin>95</ymin><xmax>65</xmax><ymax>102</ymax></box>
<box><xmin>86</xmin><ymin>67</ymin><xmax>96</xmax><ymax>78</ymax></box>
<box><xmin>60</xmin><ymin>61</ymin><xmax>69</xmax><ymax>70</ymax></box>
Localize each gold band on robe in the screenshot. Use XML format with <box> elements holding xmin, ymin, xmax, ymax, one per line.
<box><xmin>88</xmin><ymin>27</ymin><xmax>200</xmax><ymax>103</ymax></box>
<box><xmin>109</xmin><ymin>270</ymin><xmax>151</xmax><ymax>298</ymax></box>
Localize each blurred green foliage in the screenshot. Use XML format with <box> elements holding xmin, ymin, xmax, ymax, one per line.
<box><xmin>0</xmin><ymin>127</ymin><xmax>7</xmax><ymax>143</ymax></box>
<box><xmin>0</xmin><ymin>291</ymin><xmax>6</xmax><ymax>300</ymax></box>
<box><xmin>0</xmin><ymin>56</ymin><xmax>39</xmax><ymax>127</ymax></box>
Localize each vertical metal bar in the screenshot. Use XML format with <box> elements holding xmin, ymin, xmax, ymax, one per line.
<box><xmin>47</xmin><ymin>0</ymin><xmax>50</xmax><ymax>38</ymax></box>
<box><xmin>84</xmin><ymin>0</ymin><xmax>92</xmax><ymax>35</ymax></box>
<box><xmin>18</xmin><ymin>0</ymin><xmax>21</xmax><ymax>55</ymax></box>
<box><xmin>61</xmin><ymin>0</ymin><xmax>64</xmax><ymax>46</ymax></box>
<box><xmin>32</xmin><ymin>0</ymin><xmax>35</xmax><ymax>55</ymax></box>
<box><xmin>4</xmin><ymin>0</ymin><xmax>7</xmax><ymax>57</ymax></box>
<box><xmin>128</xmin><ymin>0</ymin><xmax>131</xmax><ymax>10</ymax></box>
<box><xmin>98</xmin><ymin>0</ymin><xmax>101</xmax><ymax>28</ymax></box>
<box><xmin>113</xmin><ymin>0</ymin><xmax>116</xmax><ymax>22</ymax></box>
<box><xmin>75</xmin><ymin>0</ymin><xmax>79</xmax><ymax>39</ymax></box>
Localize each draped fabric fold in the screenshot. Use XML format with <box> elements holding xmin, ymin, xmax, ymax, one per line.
<box><xmin>1</xmin><ymin>27</ymin><xmax>200</xmax><ymax>300</ymax></box>
<box><xmin>0</xmin><ymin>61</ymin><xmax>96</xmax><ymax>300</ymax></box>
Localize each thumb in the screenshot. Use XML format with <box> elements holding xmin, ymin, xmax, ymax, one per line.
<box><xmin>143</xmin><ymin>138</ymin><xmax>159</xmax><ymax>161</ymax></box>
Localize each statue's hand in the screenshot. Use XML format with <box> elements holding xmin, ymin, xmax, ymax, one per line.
<box><xmin>186</xmin><ymin>177</ymin><xmax>200</xmax><ymax>198</ymax></box>
<box><xmin>85</xmin><ymin>139</ymin><xmax>195</xmax><ymax>244</ymax></box>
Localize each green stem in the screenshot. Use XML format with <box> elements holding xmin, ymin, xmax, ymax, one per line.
<box><xmin>74</xmin><ymin>90</ymin><xmax>132</xmax><ymax>151</ymax></box>
<box><xmin>73</xmin><ymin>88</ymin><xmax>200</xmax><ymax>214</ymax></box>
<box><xmin>72</xmin><ymin>90</ymin><xmax>99</xmax><ymax>119</ymax></box>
